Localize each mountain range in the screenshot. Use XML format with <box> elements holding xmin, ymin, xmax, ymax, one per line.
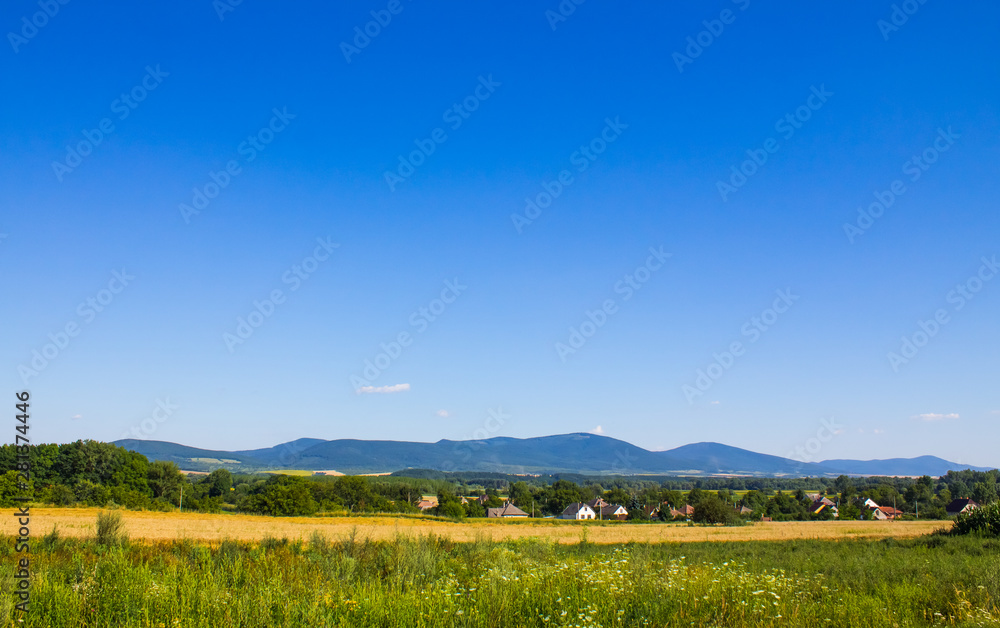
<box><xmin>112</xmin><ymin>433</ymin><xmax>995</xmax><ymax>477</ymax></box>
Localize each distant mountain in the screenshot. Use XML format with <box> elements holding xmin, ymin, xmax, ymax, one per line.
<box><xmin>657</xmin><ymin>442</ymin><xmax>829</xmax><ymax>476</ymax></box>
<box><xmin>112</xmin><ymin>434</ymin><xmax>994</xmax><ymax>477</ymax></box>
<box><xmin>818</xmin><ymin>455</ymin><xmax>993</xmax><ymax>476</ymax></box>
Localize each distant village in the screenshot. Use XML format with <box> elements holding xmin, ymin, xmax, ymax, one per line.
<box><xmin>414</xmin><ymin>491</ymin><xmax>984</xmax><ymax>523</ymax></box>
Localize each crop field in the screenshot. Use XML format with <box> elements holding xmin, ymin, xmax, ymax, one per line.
<box><xmin>3</xmin><ymin>527</ymin><xmax>999</xmax><ymax>627</ymax></box>
<box><xmin>3</xmin><ymin>508</ymin><xmax>949</xmax><ymax>545</ymax></box>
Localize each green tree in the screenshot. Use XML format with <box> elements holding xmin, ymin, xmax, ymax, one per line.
<box><xmin>206</xmin><ymin>469</ymin><xmax>233</xmax><ymax>497</ymax></box>
<box><xmin>692</xmin><ymin>496</ymin><xmax>739</xmax><ymax>525</ymax></box>
<box><xmin>147</xmin><ymin>461</ymin><xmax>184</xmax><ymax>501</ymax></box>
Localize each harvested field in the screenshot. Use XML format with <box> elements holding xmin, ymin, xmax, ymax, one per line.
<box><xmin>9</xmin><ymin>507</ymin><xmax>950</xmax><ymax>544</ymax></box>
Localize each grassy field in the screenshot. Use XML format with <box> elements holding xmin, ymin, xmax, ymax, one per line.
<box><xmin>3</xmin><ymin>528</ymin><xmax>998</xmax><ymax>627</ymax></box>
<box><xmin>4</xmin><ymin>508</ymin><xmax>949</xmax><ymax>545</ymax></box>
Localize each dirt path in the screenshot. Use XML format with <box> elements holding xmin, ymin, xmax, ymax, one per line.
<box><xmin>9</xmin><ymin>508</ymin><xmax>950</xmax><ymax>545</ymax></box>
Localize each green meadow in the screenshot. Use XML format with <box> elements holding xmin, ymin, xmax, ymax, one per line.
<box><xmin>4</xmin><ymin>527</ymin><xmax>998</xmax><ymax>627</ymax></box>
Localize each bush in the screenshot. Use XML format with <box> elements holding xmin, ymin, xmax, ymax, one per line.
<box><xmin>95</xmin><ymin>510</ymin><xmax>128</xmax><ymax>547</ymax></box>
<box><xmin>952</xmin><ymin>502</ymin><xmax>1000</xmax><ymax>537</ymax></box>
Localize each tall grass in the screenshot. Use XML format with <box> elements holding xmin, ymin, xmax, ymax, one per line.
<box><xmin>94</xmin><ymin>510</ymin><xmax>127</xmax><ymax>547</ymax></box>
<box><xmin>3</xmin><ymin>534</ymin><xmax>998</xmax><ymax>626</ymax></box>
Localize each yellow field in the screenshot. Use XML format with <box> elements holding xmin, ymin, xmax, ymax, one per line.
<box><xmin>9</xmin><ymin>508</ymin><xmax>950</xmax><ymax>545</ymax></box>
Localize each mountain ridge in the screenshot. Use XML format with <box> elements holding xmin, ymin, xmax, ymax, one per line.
<box><xmin>112</xmin><ymin>433</ymin><xmax>996</xmax><ymax>477</ymax></box>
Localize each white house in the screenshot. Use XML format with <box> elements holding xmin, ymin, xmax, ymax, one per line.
<box><xmin>599</xmin><ymin>504</ymin><xmax>629</xmax><ymax>521</ymax></box>
<box><xmin>559</xmin><ymin>502</ymin><xmax>596</xmax><ymax>520</ymax></box>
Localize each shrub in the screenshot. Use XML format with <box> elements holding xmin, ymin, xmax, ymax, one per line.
<box><xmin>95</xmin><ymin>510</ymin><xmax>128</xmax><ymax>547</ymax></box>
<box><xmin>952</xmin><ymin>501</ymin><xmax>1000</xmax><ymax>537</ymax></box>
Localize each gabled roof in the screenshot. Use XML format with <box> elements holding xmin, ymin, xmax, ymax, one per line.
<box><xmin>587</xmin><ymin>498</ymin><xmax>610</xmax><ymax>509</ymax></box>
<box><xmin>487</xmin><ymin>502</ymin><xmax>529</xmax><ymax>518</ymax></box>
<box><xmin>599</xmin><ymin>504</ymin><xmax>628</xmax><ymax>517</ymax></box>
<box><xmin>946</xmin><ymin>498</ymin><xmax>978</xmax><ymax>513</ymax></box>
<box><xmin>561</xmin><ymin>502</ymin><xmax>594</xmax><ymax>516</ymax></box>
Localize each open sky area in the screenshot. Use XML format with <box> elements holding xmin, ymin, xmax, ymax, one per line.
<box><xmin>1</xmin><ymin>1</ymin><xmax>998</xmax><ymax>466</ymax></box>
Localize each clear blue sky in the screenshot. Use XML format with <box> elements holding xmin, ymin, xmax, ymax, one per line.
<box><xmin>2</xmin><ymin>1</ymin><xmax>998</xmax><ymax>466</ymax></box>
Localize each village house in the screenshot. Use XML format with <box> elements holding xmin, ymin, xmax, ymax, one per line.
<box><xmin>560</xmin><ymin>502</ymin><xmax>596</xmax><ymax>520</ymax></box>
<box><xmin>598</xmin><ymin>504</ymin><xmax>629</xmax><ymax>521</ymax></box>
<box><xmin>486</xmin><ymin>502</ymin><xmax>529</xmax><ymax>518</ymax></box>
<box><xmin>669</xmin><ymin>504</ymin><xmax>695</xmax><ymax>519</ymax></box>
<box><xmin>869</xmin><ymin>505</ymin><xmax>902</xmax><ymax>520</ymax></box>
<box><xmin>809</xmin><ymin>497</ymin><xmax>838</xmax><ymax>517</ymax></box>
<box><xmin>946</xmin><ymin>498</ymin><xmax>979</xmax><ymax>516</ymax></box>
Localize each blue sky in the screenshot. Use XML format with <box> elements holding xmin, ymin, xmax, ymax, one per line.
<box><xmin>2</xmin><ymin>1</ymin><xmax>998</xmax><ymax>466</ymax></box>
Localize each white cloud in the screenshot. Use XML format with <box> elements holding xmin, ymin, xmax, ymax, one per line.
<box><xmin>710</xmin><ymin>400</ymin><xmax>721</xmax><ymax>405</ymax></box>
<box><xmin>436</xmin><ymin>409</ymin><xmax>450</xmax><ymax>418</ymax></box>
<box><xmin>873</xmin><ymin>428</ymin><xmax>886</xmax><ymax>434</ymax></box>
<box><xmin>356</xmin><ymin>383</ymin><xmax>410</xmax><ymax>394</ymax></box>
<box><xmin>911</xmin><ymin>413</ymin><xmax>959</xmax><ymax>422</ymax></box>
<box><xmin>591</xmin><ymin>425</ymin><xmax>604</xmax><ymax>435</ymax></box>
<box><xmin>72</xmin><ymin>414</ymin><xmax>82</xmax><ymax>420</ymax></box>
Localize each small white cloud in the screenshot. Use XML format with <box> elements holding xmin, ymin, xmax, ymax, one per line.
<box><xmin>72</xmin><ymin>414</ymin><xmax>82</xmax><ymax>420</ymax></box>
<box><xmin>436</xmin><ymin>409</ymin><xmax>449</xmax><ymax>418</ymax></box>
<box><xmin>591</xmin><ymin>425</ymin><xmax>604</xmax><ymax>435</ymax></box>
<box><xmin>911</xmin><ymin>413</ymin><xmax>959</xmax><ymax>422</ymax></box>
<box><xmin>709</xmin><ymin>400</ymin><xmax>721</xmax><ymax>405</ymax></box>
<box><xmin>356</xmin><ymin>383</ymin><xmax>410</xmax><ymax>395</ymax></box>
<box><xmin>873</xmin><ymin>428</ymin><xmax>886</xmax><ymax>434</ymax></box>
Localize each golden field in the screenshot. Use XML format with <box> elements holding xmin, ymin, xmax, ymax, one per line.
<box><xmin>8</xmin><ymin>507</ymin><xmax>950</xmax><ymax>544</ymax></box>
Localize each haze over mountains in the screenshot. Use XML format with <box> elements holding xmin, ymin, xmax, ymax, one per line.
<box><xmin>113</xmin><ymin>433</ymin><xmax>995</xmax><ymax>478</ymax></box>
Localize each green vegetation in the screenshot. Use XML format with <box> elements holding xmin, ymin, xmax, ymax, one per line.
<box><xmin>3</xmin><ymin>527</ymin><xmax>999</xmax><ymax>626</ymax></box>
<box><xmin>953</xmin><ymin>501</ymin><xmax>1000</xmax><ymax>537</ymax></box>
<box><xmin>94</xmin><ymin>510</ymin><xmax>128</xmax><ymax>547</ymax></box>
